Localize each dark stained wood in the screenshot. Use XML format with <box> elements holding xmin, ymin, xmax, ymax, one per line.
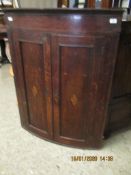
<box><xmin>4</xmin><ymin>9</ymin><xmax>122</xmax><ymax>148</ymax></box>
<box><xmin>58</xmin><ymin>0</ymin><xmax>62</xmax><ymax>7</ymax></box>
<box><xmin>112</xmin><ymin>21</ymin><xmax>131</xmax><ymax>98</ymax></box>
<box><xmin>8</xmin><ymin>29</ymin><xmax>53</xmax><ymax>139</ymax></box>
<box><xmin>106</xmin><ymin>21</ymin><xmax>131</xmax><ymax>133</ymax></box>
<box><xmin>3</xmin><ymin>8</ymin><xmax>122</xmax><ymax>15</ymax></box>
<box><xmin>101</xmin><ymin>0</ymin><xmax>113</xmax><ymax>8</ymax></box>
<box><xmin>88</xmin><ymin>0</ymin><xmax>95</xmax><ymax>7</ymax></box>
<box><xmin>109</xmin><ymin>96</ymin><xmax>131</xmax><ymax>131</ymax></box>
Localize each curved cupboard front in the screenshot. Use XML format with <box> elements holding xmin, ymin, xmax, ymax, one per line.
<box><xmin>4</xmin><ymin>9</ymin><xmax>122</xmax><ymax>148</ymax></box>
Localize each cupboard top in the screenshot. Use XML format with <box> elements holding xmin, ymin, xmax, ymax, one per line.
<box><xmin>4</xmin><ymin>8</ymin><xmax>123</xmax><ymax>34</ymax></box>
<box><xmin>4</xmin><ymin>8</ymin><xmax>123</xmax><ymax>15</ymax></box>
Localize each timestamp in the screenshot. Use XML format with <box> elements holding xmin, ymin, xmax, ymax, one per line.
<box><xmin>100</xmin><ymin>156</ymin><xmax>113</xmax><ymax>161</ymax></box>
<box><xmin>71</xmin><ymin>155</ymin><xmax>114</xmax><ymax>162</ymax></box>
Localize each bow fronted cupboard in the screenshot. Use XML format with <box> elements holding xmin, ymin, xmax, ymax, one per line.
<box><xmin>4</xmin><ymin>9</ymin><xmax>122</xmax><ymax>148</ymax></box>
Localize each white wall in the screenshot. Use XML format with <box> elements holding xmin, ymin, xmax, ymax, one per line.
<box><xmin>122</xmin><ymin>0</ymin><xmax>129</xmax><ymax>7</ymax></box>
<box><xmin>18</xmin><ymin>0</ymin><xmax>57</xmax><ymax>8</ymax></box>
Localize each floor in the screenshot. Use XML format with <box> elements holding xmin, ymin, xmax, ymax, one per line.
<box><xmin>0</xmin><ymin>64</ymin><xmax>131</xmax><ymax>175</ymax></box>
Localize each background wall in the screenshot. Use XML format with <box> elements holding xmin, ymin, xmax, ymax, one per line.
<box><xmin>17</xmin><ymin>0</ymin><xmax>57</xmax><ymax>8</ymax></box>
<box><xmin>122</xmin><ymin>0</ymin><xmax>130</xmax><ymax>7</ymax></box>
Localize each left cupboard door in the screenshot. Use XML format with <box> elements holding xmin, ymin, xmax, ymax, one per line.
<box><xmin>10</xmin><ymin>30</ymin><xmax>53</xmax><ymax>139</ymax></box>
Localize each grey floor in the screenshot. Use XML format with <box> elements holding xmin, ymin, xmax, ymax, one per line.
<box><xmin>0</xmin><ymin>64</ymin><xmax>131</xmax><ymax>175</ymax></box>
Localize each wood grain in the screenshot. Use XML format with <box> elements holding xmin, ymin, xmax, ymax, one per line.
<box><xmin>4</xmin><ymin>9</ymin><xmax>122</xmax><ymax>148</ymax></box>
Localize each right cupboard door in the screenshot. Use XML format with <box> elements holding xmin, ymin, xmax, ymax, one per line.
<box><xmin>52</xmin><ymin>34</ymin><xmax>115</xmax><ymax>148</ymax></box>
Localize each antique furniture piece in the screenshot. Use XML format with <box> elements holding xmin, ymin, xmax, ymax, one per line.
<box><xmin>4</xmin><ymin>9</ymin><xmax>122</xmax><ymax>148</ymax></box>
<box><xmin>0</xmin><ymin>0</ymin><xmax>14</xmax><ymax>65</ymax></box>
<box><xmin>58</xmin><ymin>0</ymin><xmax>131</xmax><ymax>8</ymax></box>
<box><xmin>58</xmin><ymin>0</ymin><xmax>113</xmax><ymax>8</ymax></box>
<box><xmin>0</xmin><ymin>10</ymin><xmax>9</xmax><ymax>65</ymax></box>
<box><xmin>107</xmin><ymin>20</ymin><xmax>131</xmax><ymax>133</ymax></box>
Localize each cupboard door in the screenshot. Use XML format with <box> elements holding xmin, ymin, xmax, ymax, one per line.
<box><xmin>52</xmin><ymin>34</ymin><xmax>116</xmax><ymax>148</ymax></box>
<box><xmin>12</xmin><ymin>30</ymin><xmax>53</xmax><ymax>139</ymax></box>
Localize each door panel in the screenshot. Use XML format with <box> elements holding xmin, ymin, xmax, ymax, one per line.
<box><xmin>59</xmin><ymin>46</ymin><xmax>93</xmax><ymax>140</ymax></box>
<box><xmin>52</xmin><ymin>34</ymin><xmax>109</xmax><ymax>147</ymax></box>
<box><xmin>12</xmin><ymin>30</ymin><xmax>53</xmax><ymax>138</ymax></box>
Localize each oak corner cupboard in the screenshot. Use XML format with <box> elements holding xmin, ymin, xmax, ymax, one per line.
<box><xmin>4</xmin><ymin>9</ymin><xmax>123</xmax><ymax>149</ymax></box>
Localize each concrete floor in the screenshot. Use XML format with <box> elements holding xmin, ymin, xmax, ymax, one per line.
<box><xmin>0</xmin><ymin>64</ymin><xmax>131</xmax><ymax>175</ymax></box>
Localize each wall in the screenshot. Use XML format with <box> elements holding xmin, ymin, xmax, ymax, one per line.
<box><xmin>18</xmin><ymin>0</ymin><xmax>57</xmax><ymax>8</ymax></box>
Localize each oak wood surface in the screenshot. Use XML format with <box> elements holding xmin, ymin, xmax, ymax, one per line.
<box><xmin>4</xmin><ymin>9</ymin><xmax>122</xmax><ymax>148</ymax></box>
<box><xmin>107</xmin><ymin>21</ymin><xmax>131</xmax><ymax>133</ymax></box>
